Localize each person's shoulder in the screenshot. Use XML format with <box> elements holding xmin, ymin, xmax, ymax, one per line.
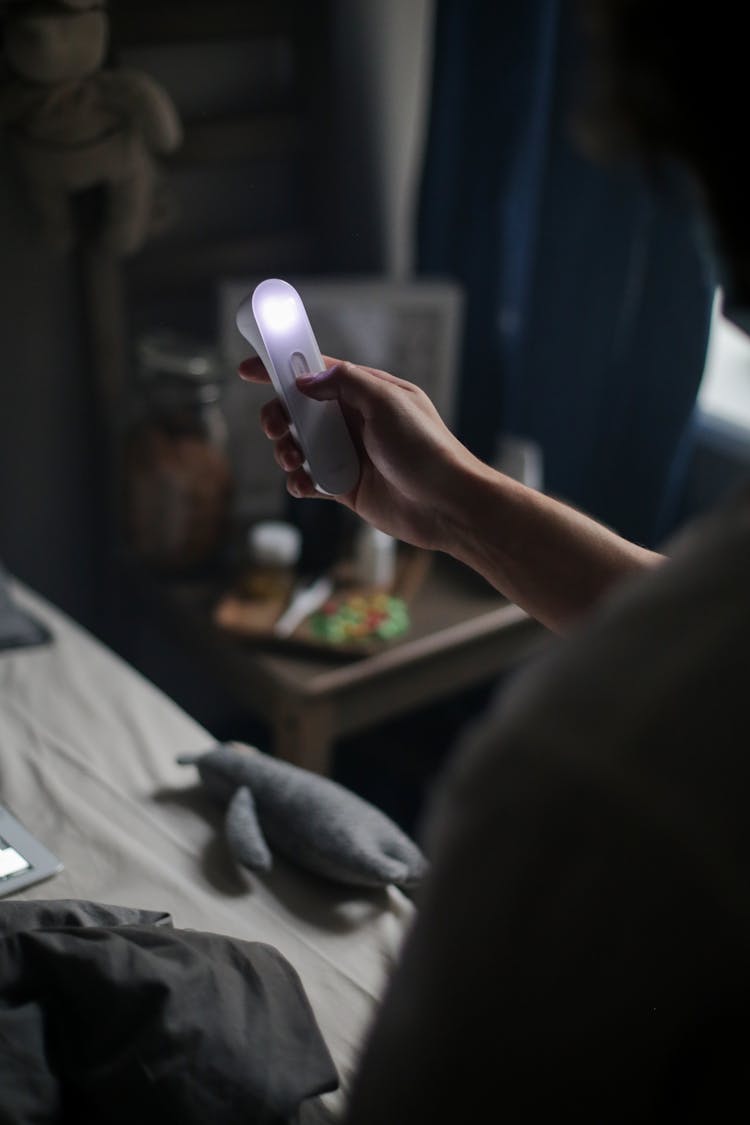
<box><xmin>426</xmin><ymin>489</ymin><xmax>750</xmax><ymax>871</ymax></box>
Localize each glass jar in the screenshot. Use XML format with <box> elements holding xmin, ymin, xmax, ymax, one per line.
<box><xmin>123</xmin><ymin>331</ymin><xmax>233</xmax><ymax>573</ymax></box>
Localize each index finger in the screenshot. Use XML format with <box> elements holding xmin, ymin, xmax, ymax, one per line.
<box><xmin>238</xmin><ymin>355</ymin><xmax>271</xmax><ymax>383</ymax></box>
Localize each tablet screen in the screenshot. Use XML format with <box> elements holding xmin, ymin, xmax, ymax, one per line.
<box><xmin>0</xmin><ymin>807</ymin><xmax>62</xmax><ymax>896</ymax></box>
<box><xmin>0</xmin><ymin>834</ymin><xmax>32</xmax><ymax>880</ymax></box>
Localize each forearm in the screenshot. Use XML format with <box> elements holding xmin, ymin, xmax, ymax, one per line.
<box><xmin>441</xmin><ymin>460</ymin><xmax>664</xmax><ymax>632</ymax></box>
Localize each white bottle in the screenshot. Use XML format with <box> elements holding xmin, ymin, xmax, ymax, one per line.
<box><xmin>355</xmin><ymin>525</ymin><xmax>396</xmax><ymax>589</ymax></box>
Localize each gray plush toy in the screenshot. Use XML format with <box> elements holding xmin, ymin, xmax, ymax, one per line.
<box><xmin>178</xmin><ymin>742</ymin><xmax>427</xmax><ymax>889</ymax></box>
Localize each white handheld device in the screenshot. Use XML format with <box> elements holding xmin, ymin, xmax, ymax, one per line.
<box><xmin>236</xmin><ymin>278</ymin><xmax>360</xmax><ymax>496</ymax></box>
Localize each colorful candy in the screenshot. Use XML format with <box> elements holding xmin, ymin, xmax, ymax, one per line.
<box><xmin>309</xmin><ymin>593</ymin><xmax>410</xmax><ymax>644</ymax></box>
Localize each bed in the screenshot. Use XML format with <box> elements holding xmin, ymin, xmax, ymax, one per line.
<box><xmin>0</xmin><ymin>578</ymin><xmax>414</xmax><ymax>1120</ymax></box>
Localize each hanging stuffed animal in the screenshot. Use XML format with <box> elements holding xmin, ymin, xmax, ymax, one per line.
<box><xmin>0</xmin><ymin>0</ymin><xmax>182</xmax><ymax>254</ymax></box>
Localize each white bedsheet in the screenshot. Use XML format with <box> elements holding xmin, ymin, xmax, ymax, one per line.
<box><xmin>0</xmin><ymin>583</ymin><xmax>414</xmax><ymax>1120</ymax></box>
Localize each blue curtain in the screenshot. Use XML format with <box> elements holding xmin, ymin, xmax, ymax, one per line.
<box><xmin>417</xmin><ymin>0</ymin><xmax>713</xmax><ymax>547</ymax></box>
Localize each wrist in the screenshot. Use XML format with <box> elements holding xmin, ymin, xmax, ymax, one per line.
<box><xmin>435</xmin><ymin>455</ymin><xmax>521</xmax><ymax>563</ymax></box>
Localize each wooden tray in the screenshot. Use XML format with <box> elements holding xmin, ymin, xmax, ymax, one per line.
<box><xmin>212</xmin><ymin>547</ymin><xmax>432</xmax><ymax>659</ymax></box>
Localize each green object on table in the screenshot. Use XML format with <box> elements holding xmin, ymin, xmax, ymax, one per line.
<box><xmin>308</xmin><ymin>593</ymin><xmax>410</xmax><ymax>645</ymax></box>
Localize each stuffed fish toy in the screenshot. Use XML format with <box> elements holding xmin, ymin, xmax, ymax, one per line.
<box><xmin>178</xmin><ymin>742</ymin><xmax>427</xmax><ymax>889</ymax></box>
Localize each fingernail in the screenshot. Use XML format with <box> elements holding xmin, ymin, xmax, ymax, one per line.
<box><xmin>296</xmin><ymin>366</ymin><xmax>332</xmax><ymax>387</ymax></box>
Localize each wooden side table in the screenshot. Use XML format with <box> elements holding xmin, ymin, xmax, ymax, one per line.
<box><xmin>150</xmin><ymin>555</ymin><xmax>547</xmax><ymax>775</ymax></box>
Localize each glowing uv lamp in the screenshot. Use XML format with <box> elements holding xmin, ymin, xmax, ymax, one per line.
<box><xmin>236</xmin><ymin>278</ymin><xmax>360</xmax><ymax>496</ymax></box>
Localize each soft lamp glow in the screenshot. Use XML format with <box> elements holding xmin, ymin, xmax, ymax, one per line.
<box><xmin>261</xmin><ymin>295</ymin><xmax>297</xmax><ymax>332</ymax></box>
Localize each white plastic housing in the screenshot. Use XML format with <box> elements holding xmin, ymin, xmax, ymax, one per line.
<box><xmin>236</xmin><ymin>278</ymin><xmax>360</xmax><ymax>496</ymax></box>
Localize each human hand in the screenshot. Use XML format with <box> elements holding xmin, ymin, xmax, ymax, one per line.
<box><xmin>238</xmin><ymin>356</ymin><xmax>483</xmax><ymax>553</ymax></box>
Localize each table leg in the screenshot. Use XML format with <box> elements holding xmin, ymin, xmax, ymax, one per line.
<box><xmin>272</xmin><ymin>701</ymin><xmax>335</xmax><ymax>776</ymax></box>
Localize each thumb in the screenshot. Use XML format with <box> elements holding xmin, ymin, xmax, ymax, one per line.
<box><xmin>296</xmin><ymin>361</ymin><xmax>375</xmax><ymax>415</ymax></box>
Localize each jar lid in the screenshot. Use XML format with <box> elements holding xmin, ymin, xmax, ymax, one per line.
<box><xmin>247</xmin><ymin>520</ymin><xmax>302</xmax><ymax>568</ymax></box>
<box><xmin>137</xmin><ymin>331</ymin><xmax>223</xmax><ymax>383</ymax></box>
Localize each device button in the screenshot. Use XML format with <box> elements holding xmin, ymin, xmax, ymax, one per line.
<box><xmin>289</xmin><ymin>351</ymin><xmax>310</xmax><ymax>378</ymax></box>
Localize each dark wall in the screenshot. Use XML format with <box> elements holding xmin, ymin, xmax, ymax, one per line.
<box><xmin>0</xmin><ymin>7</ymin><xmax>338</xmax><ymax>632</ymax></box>
<box><xmin>0</xmin><ymin>152</ymin><xmax>97</xmax><ymax>624</ymax></box>
<box><xmin>0</xmin><ymin>1</ymin><xmax>425</xmax><ymax>633</ymax></box>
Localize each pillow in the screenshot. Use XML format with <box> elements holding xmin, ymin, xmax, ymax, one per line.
<box><xmin>178</xmin><ymin>741</ymin><xmax>428</xmax><ymax>889</ymax></box>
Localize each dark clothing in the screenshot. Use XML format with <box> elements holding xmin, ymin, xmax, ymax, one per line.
<box><xmin>0</xmin><ymin>899</ymin><xmax>337</xmax><ymax>1124</ymax></box>
<box><xmin>346</xmin><ymin>491</ymin><xmax>750</xmax><ymax>1122</ymax></box>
